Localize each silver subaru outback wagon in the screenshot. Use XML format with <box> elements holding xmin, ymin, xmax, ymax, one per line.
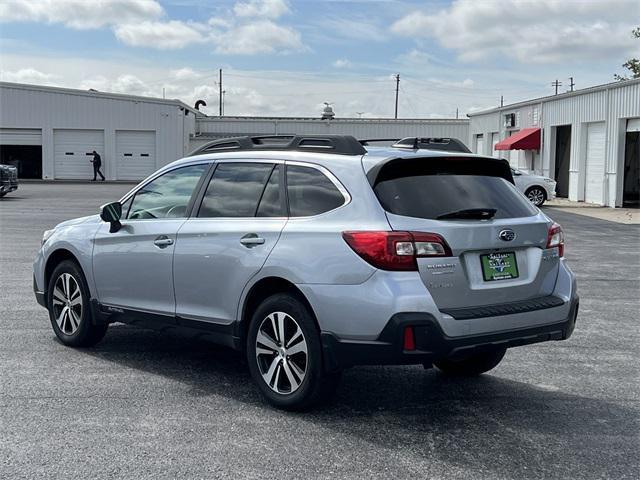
<box><xmin>33</xmin><ymin>135</ymin><xmax>578</xmax><ymax>410</ymax></box>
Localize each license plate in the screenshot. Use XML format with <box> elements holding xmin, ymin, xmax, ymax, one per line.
<box><xmin>480</xmin><ymin>252</ymin><xmax>519</xmax><ymax>281</ymax></box>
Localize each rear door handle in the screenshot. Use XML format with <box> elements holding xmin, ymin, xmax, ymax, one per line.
<box><xmin>240</xmin><ymin>233</ymin><xmax>265</xmax><ymax>247</ymax></box>
<box><xmin>154</xmin><ymin>235</ymin><xmax>174</xmax><ymax>248</ymax></box>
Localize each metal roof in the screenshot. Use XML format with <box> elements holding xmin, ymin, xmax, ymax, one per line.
<box><xmin>468</xmin><ymin>77</ymin><xmax>640</xmax><ymax>117</ymax></box>
<box><xmin>0</xmin><ymin>81</ymin><xmax>201</xmax><ymax>115</ymax></box>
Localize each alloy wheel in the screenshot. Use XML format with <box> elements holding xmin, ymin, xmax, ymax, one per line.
<box><xmin>527</xmin><ymin>188</ymin><xmax>545</xmax><ymax>206</ymax></box>
<box><xmin>52</xmin><ymin>273</ymin><xmax>83</xmax><ymax>335</ymax></box>
<box><xmin>255</xmin><ymin>311</ymin><xmax>308</xmax><ymax>395</ymax></box>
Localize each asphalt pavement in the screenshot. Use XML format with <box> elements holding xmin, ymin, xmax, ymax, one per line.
<box><xmin>1</xmin><ymin>183</ymin><xmax>638</xmax><ymax>479</ymax></box>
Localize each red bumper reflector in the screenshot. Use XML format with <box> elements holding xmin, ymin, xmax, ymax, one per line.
<box><xmin>403</xmin><ymin>326</ymin><xmax>416</xmax><ymax>351</ymax></box>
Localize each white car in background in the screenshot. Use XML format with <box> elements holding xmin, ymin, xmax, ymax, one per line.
<box><xmin>511</xmin><ymin>168</ymin><xmax>556</xmax><ymax>207</ymax></box>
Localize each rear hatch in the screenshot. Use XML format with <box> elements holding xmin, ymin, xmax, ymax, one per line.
<box><xmin>369</xmin><ymin>155</ymin><xmax>558</xmax><ymax>310</ymax></box>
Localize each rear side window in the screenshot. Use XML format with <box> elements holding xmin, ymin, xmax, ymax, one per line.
<box><xmin>198</xmin><ymin>163</ymin><xmax>273</xmax><ymax>217</ymax></box>
<box><xmin>373</xmin><ymin>160</ymin><xmax>536</xmax><ymax>220</ymax></box>
<box><xmin>286</xmin><ymin>165</ymin><xmax>345</xmax><ymax>216</ymax></box>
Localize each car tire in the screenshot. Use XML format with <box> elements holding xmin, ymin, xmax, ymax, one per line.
<box><xmin>434</xmin><ymin>348</ymin><xmax>506</xmax><ymax>377</ymax></box>
<box><xmin>247</xmin><ymin>293</ymin><xmax>340</xmax><ymax>411</ymax></box>
<box><xmin>47</xmin><ymin>260</ymin><xmax>108</xmax><ymax>347</ymax></box>
<box><xmin>525</xmin><ymin>186</ymin><xmax>547</xmax><ymax>206</ymax></box>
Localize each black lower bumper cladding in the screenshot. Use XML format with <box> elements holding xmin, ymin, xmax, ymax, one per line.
<box><xmin>321</xmin><ymin>298</ymin><xmax>579</xmax><ymax>371</ymax></box>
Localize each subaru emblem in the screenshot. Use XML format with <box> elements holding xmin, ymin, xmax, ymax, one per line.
<box><xmin>498</xmin><ymin>229</ymin><xmax>516</xmax><ymax>242</ymax></box>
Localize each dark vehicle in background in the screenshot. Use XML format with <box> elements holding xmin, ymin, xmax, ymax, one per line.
<box><xmin>0</xmin><ymin>164</ymin><xmax>18</xmax><ymax>197</ymax></box>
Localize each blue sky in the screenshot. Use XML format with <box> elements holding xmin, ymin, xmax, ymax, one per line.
<box><xmin>1</xmin><ymin>0</ymin><xmax>638</xmax><ymax>117</ymax></box>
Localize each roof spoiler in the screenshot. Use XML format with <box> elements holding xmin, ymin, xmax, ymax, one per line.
<box><xmin>392</xmin><ymin>137</ymin><xmax>471</xmax><ymax>153</ymax></box>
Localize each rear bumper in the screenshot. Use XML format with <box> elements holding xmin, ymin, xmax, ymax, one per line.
<box><xmin>321</xmin><ymin>296</ymin><xmax>578</xmax><ymax>371</ymax></box>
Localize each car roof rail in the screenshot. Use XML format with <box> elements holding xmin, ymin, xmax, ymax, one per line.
<box><xmin>188</xmin><ymin>135</ymin><xmax>367</xmax><ymax>156</ymax></box>
<box><xmin>358</xmin><ymin>138</ymin><xmax>400</xmax><ymax>146</ymax></box>
<box><xmin>392</xmin><ymin>137</ymin><xmax>471</xmax><ymax>153</ymax></box>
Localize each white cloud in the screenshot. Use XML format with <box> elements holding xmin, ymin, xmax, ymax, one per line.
<box><xmin>0</xmin><ymin>0</ymin><xmax>304</xmax><ymax>55</ymax></box>
<box><xmin>114</xmin><ymin>20</ymin><xmax>205</xmax><ymax>49</ymax></box>
<box><xmin>170</xmin><ymin>67</ymin><xmax>203</xmax><ymax>81</ymax></box>
<box><xmin>396</xmin><ymin>49</ymin><xmax>433</xmax><ymax>65</ymax></box>
<box><xmin>233</xmin><ymin>0</ymin><xmax>289</xmax><ymax>19</ymax></box>
<box><xmin>214</xmin><ymin>20</ymin><xmax>304</xmax><ymax>54</ymax></box>
<box><xmin>0</xmin><ymin>68</ymin><xmax>58</xmax><ymax>84</ymax></box>
<box><xmin>322</xmin><ymin>17</ymin><xmax>387</xmax><ymax>42</ymax></box>
<box><xmin>391</xmin><ymin>0</ymin><xmax>639</xmax><ymax>64</ymax></box>
<box><xmin>0</xmin><ymin>0</ymin><xmax>163</xmax><ymax>29</ymax></box>
<box><xmin>333</xmin><ymin>59</ymin><xmax>351</xmax><ymax>68</ymax></box>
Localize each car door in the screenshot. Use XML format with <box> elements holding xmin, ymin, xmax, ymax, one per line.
<box><xmin>92</xmin><ymin>163</ymin><xmax>209</xmax><ymax>315</ymax></box>
<box><xmin>173</xmin><ymin>161</ymin><xmax>287</xmax><ymax>325</ymax></box>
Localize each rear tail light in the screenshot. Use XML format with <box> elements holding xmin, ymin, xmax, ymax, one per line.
<box><xmin>403</xmin><ymin>326</ymin><xmax>416</xmax><ymax>351</ymax></box>
<box><xmin>546</xmin><ymin>222</ymin><xmax>564</xmax><ymax>257</ymax></box>
<box><xmin>342</xmin><ymin>231</ymin><xmax>452</xmax><ymax>271</ymax></box>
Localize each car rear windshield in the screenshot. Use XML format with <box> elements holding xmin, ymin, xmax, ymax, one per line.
<box><xmin>372</xmin><ymin>158</ymin><xmax>537</xmax><ymax>220</ymax></box>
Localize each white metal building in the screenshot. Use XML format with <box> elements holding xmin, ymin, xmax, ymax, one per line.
<box><xmin>0</xmin><ymin>81</ymin><xmax>469</xmax><ymax>181</ymax></box>
<box><xmin>468</xmin><ymin>79</ymin><xmax>640</xmax><ymax>207</ymax></box>
<box><xmin>0</xmin><ymin>82</ymin><xmax>196</xmax><ymax>180</ymax></box>
<box><xmin>191</xmin><ymin>116</ymin><xmax>470</xmax><ymax>151</ymax></box>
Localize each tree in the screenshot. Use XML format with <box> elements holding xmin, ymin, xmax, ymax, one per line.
<box><xmin>615</xmin><ymin>27</ymin><xmax>640</xmax><ymax>81</ymax></box>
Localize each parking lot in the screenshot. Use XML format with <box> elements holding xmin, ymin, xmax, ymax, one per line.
<box><xmin>1</xmin><ymin>183</ymin><xmax>638</xmax><ymax>479</ymax></box>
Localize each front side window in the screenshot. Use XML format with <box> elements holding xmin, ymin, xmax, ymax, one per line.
<box><xmin>286</xmin><ymin>165</ymin><xmax>345</xmax><ymax>217</ymax></box>
<box><xmin>127</xmin><ymin>164</ymin><xmax>207</xmax><ymax>220</ymax></box>
<box><xmin>198</xmin><ymin>163</ymin><xmax>274</xmax><ymax>217</ymax></box>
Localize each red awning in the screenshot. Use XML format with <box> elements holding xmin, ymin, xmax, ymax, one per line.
<box><xmin>494</xmin><ymin>127</ymin><xmax>540</xmax><ymax>151</ymax></box>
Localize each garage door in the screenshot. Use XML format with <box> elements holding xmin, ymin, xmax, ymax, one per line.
<box><xmin>584</xmin><ymin>122</ymin><xmax>605</xmax><ymax>204</ymax></box>
<box><xmin>54</xmin><ymin>129</ymin><xmax>104</xmax><ymax>179</ymax></box>
<box><xmin>475</xmin><ymin>134</ymin><xmax>484</xmax><ymax>155</ymax></box>
<box><xmin>0</xmin><ymin>128</ymin><xmax>42</xmax><ymax>145</ymax></box>
<box><xmin>116</xmin><ymin>131</ymin><xmax>156</xmax><ymax>180</ymax></box>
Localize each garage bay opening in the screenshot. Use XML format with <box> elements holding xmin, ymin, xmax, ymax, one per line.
<box><xmin>0</xmin><ymin>144</ymin><xmax>42</xmax><ymax>179</ymax></box>
<box><xmin>623</xmin><ymin>120</ymin><xmax>640</xmax><ymax>208</ymax></box>
<box><xmin>554</xmin><ymin>125</ymin><xmax>571</xmax><ymax>198</ymax></box>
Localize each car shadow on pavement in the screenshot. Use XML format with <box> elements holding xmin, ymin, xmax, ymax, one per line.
<box><xmin>83</xmin><ymin>323</ymin><xmax>637</xmax><ymax>479</ymax></box>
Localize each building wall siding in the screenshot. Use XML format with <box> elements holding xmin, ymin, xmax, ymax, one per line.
<box><xmin>469</xmin><ymin>79</ymin><xmax>640</xmax><ymax>206</ymax></box>
<box><xmin>194</xmin><ymin>118</ymin><xmax>470</xmax><ymax>149</ymax></box>
<box><xmin>0</xmin><ymin>84</ymin><xmax>194</xmax><ymax>179</ymax></box>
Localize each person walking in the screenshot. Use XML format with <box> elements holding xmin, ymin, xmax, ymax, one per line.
<box><xmin>90</xmin><ymin>150</ymin><xmax>105</xmax><ymax>181</ymax></box>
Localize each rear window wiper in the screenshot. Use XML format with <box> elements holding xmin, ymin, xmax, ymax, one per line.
<box><xmin>436</xmin><ymin>208</ymin><xmax>497</xmax><ymax>220</ymax></box>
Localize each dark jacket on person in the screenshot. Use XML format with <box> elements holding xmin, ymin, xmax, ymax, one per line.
<box><xmin>92</xmin><ymin>152</ymin><xmax>102</xmax><ymax>167</ymax></box>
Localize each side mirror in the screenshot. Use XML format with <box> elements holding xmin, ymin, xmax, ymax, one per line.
<box><xmin>100</xmin><ymin>202</ymin><xmax>122</xmax><ymax>233</ymax></box>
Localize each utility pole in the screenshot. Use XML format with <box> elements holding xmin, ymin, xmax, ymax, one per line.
<box><xmin>394</xmin><ymin>74</ymin><xmax>400</xmax><ymax>119</ymax></box>
<box><xmin>219</xmin><ymin>68</ymin><xmax>223</xmax><ymax>117</ymax></box>
<box><xmin>455</xmin><ymin>108</ymin><xmax>459</xmax><ymax>119</ymax></box>
<box><xmin>356</xmin><ymin>112</ymin><xmax>364</xmax><ymax>118</ymax></box>
<box><xmin>500</xmin><ymin>95</ymin><xmax>504</xmax><ymax>107</ymax></box>
<box><xmin>552</xmin><ymin>79</ymin><xmax>562</xmax><ymax>95</ymax></box>
<box><xmin>569</xmin><ymin>77</ymin><xmax>575</xmax><ymax>92</ymax></box>
<box><xmin>162</xmin><ymin>87</ymin><xmax>165</xmax><ymax>99</ymax></box>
